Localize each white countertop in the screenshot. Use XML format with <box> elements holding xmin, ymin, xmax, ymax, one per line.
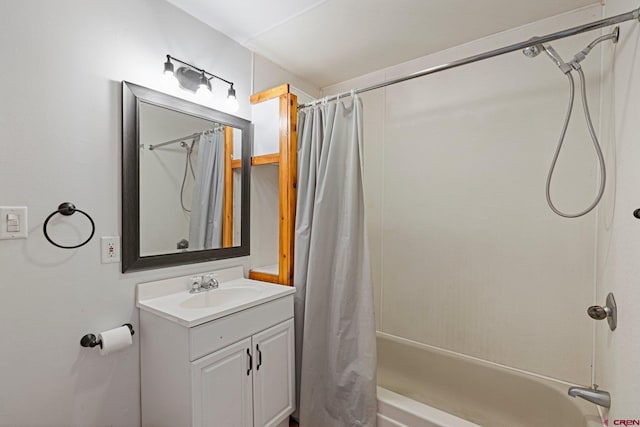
<box><xmin>136</xmin><ymin>266</ymin><xmax>295</xmax><ymax>327</ymax></box>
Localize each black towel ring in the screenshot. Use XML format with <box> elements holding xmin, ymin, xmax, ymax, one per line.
<box><xmin>43</xmin><ymin>202</ymin><xmax>95</xmax><ymax>249</ymax></box>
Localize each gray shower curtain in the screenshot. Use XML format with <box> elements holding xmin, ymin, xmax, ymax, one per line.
<box><xmin>295</xmin><ymin>96</ymin><xmax>377</xmax><ymax>427</ymax></box>
<box><xmin>189</xmin><ymin>130</ymin><xmax>224</xmax><ymax>249</ymax></box>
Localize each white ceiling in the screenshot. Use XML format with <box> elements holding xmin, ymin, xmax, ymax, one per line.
<box><xmin>166</xmin><ymin>0</ymin><xmax>598</xmax><ymax>88</ymax></box>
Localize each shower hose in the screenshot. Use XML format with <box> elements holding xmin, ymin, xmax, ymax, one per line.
<box><xmin>546</xmin><ymin>67</ymin><xmax>606</xmax><ymax>218</ymax></box>
<box><xmin>180</xmin><ymin>140</ymin><xmax>196</xmax><ymax>213</ymax></box>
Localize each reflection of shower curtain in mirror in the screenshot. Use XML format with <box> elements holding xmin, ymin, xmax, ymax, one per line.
<box><xmin>189</xmin><ymin>131</ymin><xmax>224</xmax><ymax>249</ymax></box>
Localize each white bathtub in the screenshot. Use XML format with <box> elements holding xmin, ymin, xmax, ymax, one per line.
<box><xmin>377</xmin><ymin>333</ymin><xmax>603</xmax><ymax>427</ymax></box>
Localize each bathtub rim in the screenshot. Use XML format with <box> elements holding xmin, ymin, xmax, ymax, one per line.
<box><xmin>377</xmin><ymin>331</ymin><xmax>604</xmax><ymax>426</ymax></box>
<box><xmin>378</xmin><ymin>386</ymin><xmax>480</xmax><ymax>427</ymax></box>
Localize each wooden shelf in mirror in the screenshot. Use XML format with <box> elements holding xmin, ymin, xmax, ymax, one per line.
<box><xmin>251</xmin><ymin>153</ymin><xmax>280</xmax><ymax>166</ymax></box>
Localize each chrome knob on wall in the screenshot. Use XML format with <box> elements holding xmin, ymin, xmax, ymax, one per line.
<box><xmin>587</xmin><ymin>306</ymin><xmax>609</xmax><ymax>320</ymax></box>
<box><xmin>587</xmin><ymin>292</ymin><xmax>617</xmax><ymax>331</ymax></box>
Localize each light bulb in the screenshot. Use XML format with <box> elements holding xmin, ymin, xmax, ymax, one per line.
<box><xmin>195</xmin><ymin>84</ymin><xmax>210</xmax><ymax>98</ymax></box>
<box><xmin>225</xmin><ymin>95</ymin><xmax>239</xmax><ymax>112</ymax></box>
<box><xmin>196</xmin><ymin>73</ymin><xmax>211</xmax><ymax>99</ymax></box>
<box><xmin>163</xmin><ymin>70</ymin><xmax>178</xmax><ymax>88</ymax></box>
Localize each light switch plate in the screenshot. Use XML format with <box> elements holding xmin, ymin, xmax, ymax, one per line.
<box><xmin>0</xmin><ymin>206</ymin><xmax>28</xmax><ymax>240</ymax></box>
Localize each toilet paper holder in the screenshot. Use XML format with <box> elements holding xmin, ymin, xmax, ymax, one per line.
<box><xmin>80</xmin><ymin>324</ymin><xmax>135</xmax><ymax>349</ymax></box>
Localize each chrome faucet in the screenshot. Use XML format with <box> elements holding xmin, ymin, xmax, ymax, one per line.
<box><xmin>188</xmin><ymin>274</ymin><xmax>219</xmax><ymax>293</ymax></box>
<box><xmin>568</xmin><ymin>384</ymin><xmax>610</xmax><ymax>408</ymax></box>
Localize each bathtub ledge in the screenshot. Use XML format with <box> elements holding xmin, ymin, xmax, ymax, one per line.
<box><xmin>377</xmin><ymin>387</ymin><xmax>480</xmax><ymax>427</ymax></box>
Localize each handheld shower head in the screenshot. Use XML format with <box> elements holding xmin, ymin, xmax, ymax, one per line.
<box><xmin>541</xmin><ymin>45</ymin><xmax>567</xmax><ymax>69</ymax></box>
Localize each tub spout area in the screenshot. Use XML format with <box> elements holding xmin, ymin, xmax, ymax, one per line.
<box><xmin>568</xmin><ymin>385</ymin><xmax>611</xmax><ymax>408</ymax></box>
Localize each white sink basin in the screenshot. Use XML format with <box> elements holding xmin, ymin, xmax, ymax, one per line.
<box><xmin>180</xmin><ymin>286</ymin><xmax>265</xmax><ymax>309</ymax></box>
<box><xmin>136</xmin><ymin>267</ymin><xmax>295</xmax><ymax>327</ymax></box>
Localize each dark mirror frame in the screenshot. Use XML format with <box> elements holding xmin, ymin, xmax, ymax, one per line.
<box><xmin>121</xmin><ymin>81</ymin><xmax>251</xmax><ymax>273</ymax></box>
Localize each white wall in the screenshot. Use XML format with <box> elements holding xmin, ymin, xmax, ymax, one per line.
<box><xmin>595</xmin><ymin>0</ymin><xmax>640</xmax><ymax>419</ymax></box>
<box><xmin>253</xmin><ymin>53</ymin><xmax>321</xmax><ymax>99</ymax></box>
<box><xmin>324</xmin><ymin>5</ymin><xmax>604</xmax><ymax>385</ymax></box>
<box><xmin>0</xmin><ymin>1</ymin><xmax>259</xmax><ymax>426</ymax></box>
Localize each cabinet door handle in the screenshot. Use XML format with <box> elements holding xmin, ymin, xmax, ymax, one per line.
<box><xmin>256</xmin><ymin>344</ymin><xmax>262</xmax><ymax>370</ymax></box>
<box><xmin>246</xmin><ymin>349</ymin><xmax>252</xmax><ymax>376</ymax></box>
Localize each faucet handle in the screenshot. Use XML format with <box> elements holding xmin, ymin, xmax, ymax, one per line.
<box><xmin>587</xmin><ymin>292</ymin><xmax>617</xmax><ymax>331</ymax></box>
<box><xmin>587</xmin><ymin>306</ymin><xmax>608</xmax><ymax>320</ymax></box>
<box><xmin>189</xmin><ymin>276</ymin><xmax>202</xmax><ymax>294</ymax></box>
<box><xmin>203</xmin><ymin>273</ymin><xmax>219</xmax><ymax>289</ymax></box>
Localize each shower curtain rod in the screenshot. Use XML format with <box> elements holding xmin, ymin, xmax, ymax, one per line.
<box><xmin>148</xmin><ymin>126</ymin><xmax>224</xmax><ymax>151</ymax></box>
<box><xmin>148</xmin><ymin>132</ymin><xmax>201</xmax><ymax>150</ymax></box>
<box><xmin>299</xmin><ymin>7</ymin><xmax>640</xmax><ymax>108</ymax></box>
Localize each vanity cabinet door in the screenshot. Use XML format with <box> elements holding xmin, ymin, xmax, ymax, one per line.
<box><xmin>252</xmin><ymin>319</ymin><xmax>295</xmax><ymax>427</ymax></box>
<box><xmin>191</xmin><ymin>337</ymin><xmax>254</xmax><ymax>427</ymax></box>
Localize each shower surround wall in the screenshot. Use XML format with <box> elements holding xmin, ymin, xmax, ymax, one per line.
<box><xmin>324</xmin><ymin>5</ymin><xmax>603</xmax><ymax>385</ymax></box>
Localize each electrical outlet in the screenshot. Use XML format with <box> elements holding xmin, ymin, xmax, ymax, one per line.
<box><xmin>101</xmin><ymin>236</ymin><xmax>120</xmax><ymax>263</ymax></box>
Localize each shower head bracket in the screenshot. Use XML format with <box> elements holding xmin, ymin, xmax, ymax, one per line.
<box><xmin>612</xmin><ymin>26</ymin><xmax>620</xmax><ymax>43</ymax></box>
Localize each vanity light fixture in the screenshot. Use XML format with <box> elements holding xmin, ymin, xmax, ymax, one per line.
<box><xmin>162</xmin><ymin>54</ymin><xmax>239</xmax><ymax>112</ymax></box>
<box><xmin>225</xmin><ymin>84</ymin><xmax>239</xmax><ymax>113</ymax></box>
<box><xmin>163</xmin><ymin>57</ymin><xmax>178</xmax><ymax>88</ymax></box>
<box><xmin>163</xmin><ymin>56</ymin><xmax>174</xmax><ymax>76</ymax></box>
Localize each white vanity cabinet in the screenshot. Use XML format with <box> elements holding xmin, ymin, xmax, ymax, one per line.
<box><xmin>191</xmin><ymin>319</ymin><xmax>295</xmax><ymax>427</ymax></box>
<box><xmin>137</xmin><ymin>269</ymin><xmax>295</xmax><ymax>427</ymax></box>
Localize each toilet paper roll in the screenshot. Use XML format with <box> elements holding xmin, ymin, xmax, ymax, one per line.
<box><xmin>98</xmin><ymin>325</ymin><xmax>132</xmax><ymax>356</ymax></box>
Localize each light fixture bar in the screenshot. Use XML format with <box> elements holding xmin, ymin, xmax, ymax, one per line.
<box><xmin>163</xmin><ymin>54</ymin><xmax>239</xmax><ymax>112</ymax></box>
<box><xmin>166</xmin><ymin>54</ymin><xmax>234</xmax><ymax>87</ymax></box>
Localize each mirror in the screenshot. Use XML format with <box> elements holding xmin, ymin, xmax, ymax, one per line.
<box><xmin>122</xmin><ymin>82</ymin><xmax>251</xmax><ymax>272</ymax></box>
